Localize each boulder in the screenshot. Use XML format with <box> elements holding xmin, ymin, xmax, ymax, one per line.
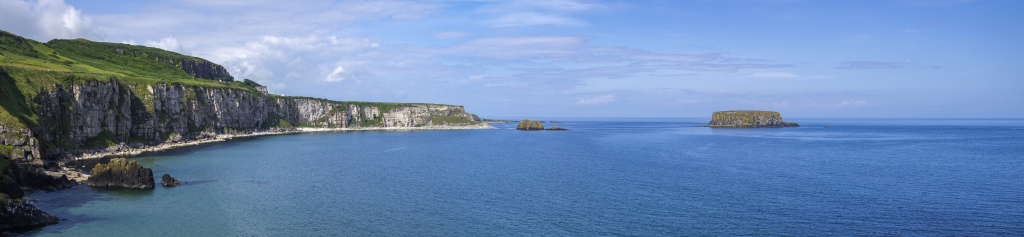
<box><xmin>516</xmin><ymin>120</ymin><xmax>544</xmax><ymax>130</ymax></box>
<box><xmin>160</xmin><ymin>174</ymin><xmax>180</xmax><ymax>187</ymax></box>
<box><xmin>0</xmin><ymin>197</ymin><xmax>59</xmax><ymax>232</ymax></box>
<box><xmin>87</xmin><ymin>158</ymin><xmax>154</xmax><ymax>189</ymax></box>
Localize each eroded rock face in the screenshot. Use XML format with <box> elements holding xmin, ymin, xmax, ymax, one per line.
<box><xmin>0</xmin><ymin>198</ymin><xmax>60</xmax><ymax>231</ymax></box>
<box><xmin>160</xmin><ymin>174</ymin><xmax>179</xmax><ymax>187</ymax></box>
<box><xmin>87</xmin><ymin>158</ymin><xmax>154</xmax><ymax>189</ymax></box>
<box><xmin>707</xmin><ymin>110</ymin><xmax>799</xmax><ymax>128</ymax></box>
<box><xmin>516</xmin><ymin>120</ymin><xmax>544</xmax><ymax>130</ymax></box>
<box><xmin>179</xmin><ymin>58</ymin><xmax>232</xmax><ymax>81</ymax></box>
<box><xmin>30</xmin><ymin>81</ymin><xmax>489</xmax><ymax>151</ymax></box>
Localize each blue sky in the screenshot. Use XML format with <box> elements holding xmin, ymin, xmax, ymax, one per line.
<box><xmin>1</xmin><ymin>0</ymin><xmax>1021</xmax><ymax>118</ymax></box>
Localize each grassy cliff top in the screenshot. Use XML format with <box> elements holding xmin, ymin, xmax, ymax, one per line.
<box><xmin>0</xmin><ymin>30</ymin><xmax>252</xmax><ymax>91</ymax></box>
<box><xmin>0</xmin><ymin>30</ymin><xmax>469</xmax><ymax>129</ymax></box>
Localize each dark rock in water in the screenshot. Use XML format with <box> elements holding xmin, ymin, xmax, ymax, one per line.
<box><xmin>547</xmin><ymin>126</ymin><xmax>567</xmax><ymax>131</ymax></box>
<box><xmin>87</xmin><ymin>158</ymin><xmax>154</xmax><ymax>189</ymax></box>
<box><xmin>0</xmin><ymin>197</ymin><xmax>59</xmax><ymax>232</ymax></box>
<box><xmin>707</xmin><ymin>110</ymin><xmax>799</xmax><ymax>128</ymax></box>
<box><xmin>516</xmin><ymin>119</ymin><xmax>544</xmax><ymax>130</ymax></box>
<box><xmin>161</xmin><ymin>174</ymin><xmax>180</xmax><ymax>187</ymax></box>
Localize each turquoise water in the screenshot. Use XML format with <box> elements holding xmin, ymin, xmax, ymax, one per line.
<box><xmin>25</xmin><ymin>118</ymin><xmax>1024</xmax><ymax>236</ymax></box>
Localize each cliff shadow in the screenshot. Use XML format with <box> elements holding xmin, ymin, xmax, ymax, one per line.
<box><xmin>0</xmin><ymin>67</ymin><xmax>37</xmax><ymax>127</ymax></box>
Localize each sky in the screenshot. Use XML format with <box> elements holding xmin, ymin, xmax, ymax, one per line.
<box><xmin>0</xmin><ymin>0</ymin><xmax>1021</xmax><ymax>118</ymax></box>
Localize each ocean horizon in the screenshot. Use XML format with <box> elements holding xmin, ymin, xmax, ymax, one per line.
<box><xmin>24</xmin><ymin>118</ymin><xmax>1024</xmax><ymax>236</ymax></box>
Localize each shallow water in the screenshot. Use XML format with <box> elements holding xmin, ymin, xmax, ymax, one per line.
<box><xmin>25</xmin><ymin>118</ymin><xmax>1024</xmax><ymax>236</ymax></box>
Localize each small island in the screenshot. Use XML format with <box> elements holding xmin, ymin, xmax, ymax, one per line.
<box><xmin>87</xmin><ymin>158</ymin><xmax>155</xmax><ymax>189</ymax></box>
<box><xmin>516</xmin><ymin>120</ymin><xmax>545</xmax><ymax>130</ymax></box>
<box><xmin>707</xmin><ymin>110</ymin><xmax>799</xmax><ymax>128</ymax></box>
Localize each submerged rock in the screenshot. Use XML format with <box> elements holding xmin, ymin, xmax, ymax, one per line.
<box><xmin>160</xmin><ymin>174</ymin><xmax>180</xmax><ymax>187</ymax></box>
<box><xmin>87</xmin><ymin>158</ymin><xmax>154</xmax><ymax>189</ymax></box>
<box><xmin>707</xmin><ymin>110</ymin><xmax>799</xmax><ymax>128</ymax></box>
<box><xmin>516</xmin><ymin>120</ymin><xmax>544</xmax><ymax>130</ymax></box>
<box><xmin>0</xmin><ymin>197</ymin><xmax>59</xmax><ymax>232</ymax></box>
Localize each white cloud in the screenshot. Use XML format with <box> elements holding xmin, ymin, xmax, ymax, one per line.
<box><xmin>0</xmin><ymin>0</ymin><xmax>104</xmax><ymax>41</ymax></box>
<box><xmin>576</xmin><ymin>95</ymin><xmax>616</xmax><ymax>105</ymax></box>
<box><xmin>325</xmin><ymin>66</ymin><xmax>346</xmax><ymax>82</ymax></box>
<box><xmin>144</xmin><ymin>37</ymin><xmax>190</xmax><ymax>55</ymax></box>
<box><xmin>745</xmin><ymin>72</ymin><xmax>798</xmax><ymax>78</ymax></box>
<box><xmin>213</xmin><ymin>35</ymin><xmax>382</xmax><ymax>89</ymax></box>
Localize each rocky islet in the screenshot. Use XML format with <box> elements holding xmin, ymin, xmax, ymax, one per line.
<box><xmin>707</xmin><ymin>110</ymin><xmax>799</xmax><ymax>128</ymax></box>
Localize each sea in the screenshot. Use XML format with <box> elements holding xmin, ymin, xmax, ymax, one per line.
<box><xmin>22</xmin><ymin>118</ymin><xmax>1024</xmax><ymax>236</ymax></box>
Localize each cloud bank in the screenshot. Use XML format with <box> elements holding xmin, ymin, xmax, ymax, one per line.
<box><xmin>0</xmin><ymin>0</ymin><xmax>103</xmax><ymax>41</ymax></box>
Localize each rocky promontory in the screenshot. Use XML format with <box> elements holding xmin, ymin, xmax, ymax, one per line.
<box><xmin>707</xmin><ymin>110</ymin><xmax>798</xmax><ymax>128</ymax></box>
<box><xmin>516</xmin><ymin>120</ymin><xmax>544</xmax><ymax>130</ymax></box>
<box><xmin>87</xmin><ymin>158</ymin><xmax>155</xmax><ymax>189</ymax></box>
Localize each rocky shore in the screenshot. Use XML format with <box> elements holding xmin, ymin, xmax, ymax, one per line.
<box><xmin>0</xmin><ymin>198</ymin><xmax>59</xmax><ymax>232</ymax></box>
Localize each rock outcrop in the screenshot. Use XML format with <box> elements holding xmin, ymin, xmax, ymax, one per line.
<box><xmin>179</xmin><ymin>58</ymin><xmax>233</xmax><ymax>81</ymax></box>
<box><xmin>0</xmin><ymin>197</ymin><xmax>59</xmax><ymax>231</ymax></box>
<box><xmin>707</xmin><ymin>110</ymin><xmax>798</xmax><ymax>128</ymax></box>
<box><xmin>87</xmin><ymin>158</ymin><xmax>154</xmax><ymax>189</ymax></box>
<box><xmin>160</xmin><ymin>174</ymin><xmax>179</xmax><ymax>187</ymax></box>
<box><xmin>516</xmin><ymin>120</ymin><xmax>544</xmax><ymax>130</ymax></box>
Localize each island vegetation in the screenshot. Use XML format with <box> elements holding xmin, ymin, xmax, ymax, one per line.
<box><xmin>707</xmin><ymin>110</ymin><xmax>798</xmax><ymax>128</ymax></box>
<box><xmin>516</xmin><ymin>120</ymin><xmax>544</xmax><ymax>130</ymax></box>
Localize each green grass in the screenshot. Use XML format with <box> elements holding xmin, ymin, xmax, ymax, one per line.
<box><xmin>83</xmin><ymin>130</ymin><xmax>118</xmax><ymax>148</ymax></box>
<box><xmin>263</xmin><ymin>112</ymin><xmax>293</xmax><ymax>129</ymax></box>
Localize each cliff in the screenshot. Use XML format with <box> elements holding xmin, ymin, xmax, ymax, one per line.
<box><xmin>0</xmin><ymin>30</ymin><xmax>491</xmax><ymax>222</ymax></box>
<box><xmin>707</xmin><ymin>110</ymin><xmax>798</xmax><ymax>128</ymax></box>
<box><xmin>0</xmin><ymin>30</ymin><xmax>488</xmax><ymax>157</ymax></box>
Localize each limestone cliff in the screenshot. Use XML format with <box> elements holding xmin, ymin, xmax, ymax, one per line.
<box><xmin>24</xmin><ymin>80</ymin><xmax>488</xmax><ymax>157</ymax></box>
<box><xmin>707</xmin><ymin>110</ymin><xmax>798</xmax><ymax>128</ymax></box>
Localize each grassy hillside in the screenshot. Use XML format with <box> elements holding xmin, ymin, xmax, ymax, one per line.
<box><xmin>0</xmin><ymin>30</ymin><xmax>263</xmax><ymax>129</ymax></box>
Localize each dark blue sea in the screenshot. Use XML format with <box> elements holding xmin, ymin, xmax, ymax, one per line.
<box><xmin>25</xmin><ymin>118</ymin><xmax>1024</xmax><ymax>236</ymax></box>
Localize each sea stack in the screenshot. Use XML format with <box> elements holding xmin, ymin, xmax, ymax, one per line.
<box><xmin>516</xmin><ymin>120</ymin><xmax>544</xmax><ymax>130</ymax></box>
<box><xmin>160</xmin><ymin>174</ymin><xmax>180</xmax><ymax>187</ymax></box>
<box><xmin>87</xmin><ymin>158</ymin><xmax>155</xmax><ymax>189</ymax></box>
<box><xmin>707</xmin><ymin>110</ymin><xmax>799</xmax><ymax>128</ymax></box>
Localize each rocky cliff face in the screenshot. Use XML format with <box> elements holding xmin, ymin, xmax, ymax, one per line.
<box><xmin>22</xmin><ymin>80</ymin><xmax>487</xmax><ymax>160</ymax></box>
<box><xmin>179</xmin><ymin>59</ymin><xmax>233</xmax><ymax>81</ymax></box>
<box><xmin>707</xmin><ymin>110</ymin><xmax>798</xmax><ymax>128</ymax></box>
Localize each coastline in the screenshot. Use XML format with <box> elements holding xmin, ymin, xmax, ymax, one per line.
<box><xmin>68</xmin><ymin>123</ymin><xmax>495</xmax><ymax>162</ymax></box>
